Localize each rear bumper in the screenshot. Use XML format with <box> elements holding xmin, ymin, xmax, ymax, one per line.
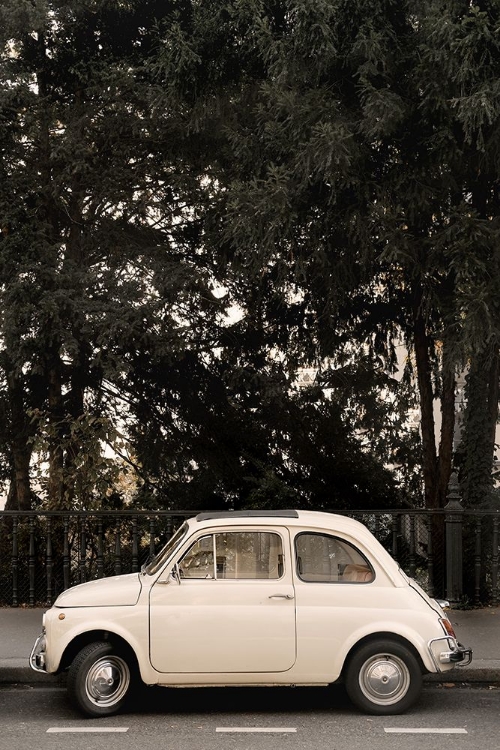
<box><xmin>445</xmin><ymin>643</ymin><xmax>473</xmax><ymax>665</ymax></box>
<box><xmin>428</xmin><ymin>636</ymin><xmax>473</xmax><ymax>671</ymax></box>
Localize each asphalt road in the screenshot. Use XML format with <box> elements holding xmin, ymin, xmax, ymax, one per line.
<box><xmin>1</xmin><ymin>684</ymin><xmax>499</xmax><ymax>750</ymax></box>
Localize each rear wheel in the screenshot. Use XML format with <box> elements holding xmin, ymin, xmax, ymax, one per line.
<box><xmin>345</xmin><ymin>639</ymin><xmax>422</xmax><ymax>715</ymax></box>
<box><xmin>67</xmin><ymin>641</ymin><xmax>132</xmax><ymax>717</ymax></box>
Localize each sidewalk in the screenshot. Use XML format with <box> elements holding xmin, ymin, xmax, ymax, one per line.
<box><xmin>426</xmin><ymin>606</ymin><xmax>500</xmax><ymax>684</ymax></box>
<box><xmin>0</xmin><ymin>605</ymin><xmax>499</xmax><ymax>685</ymax></box>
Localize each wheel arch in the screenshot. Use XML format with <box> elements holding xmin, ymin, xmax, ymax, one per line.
<box><xmin>59</xmin><ymin>630</ymin><xmax>139</xmax><ymax>675</ymax></box>
<box><xmin>341</xmin><ymin>631</ymin><xmax>427</xmax><ymax>678</ymax></box>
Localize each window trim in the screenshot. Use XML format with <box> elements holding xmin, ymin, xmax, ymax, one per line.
<box><xmin>177</xmin><ymin>529</ymin><xmax>287</xmax><ymax>582</ymax></box>
<box><xmin>294</xmin><ymin>531</ymin><xmax>375</xmax><ymax>584</ymax></box>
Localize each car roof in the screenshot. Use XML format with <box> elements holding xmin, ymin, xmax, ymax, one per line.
<box><xmin>194</xmin><ymin>509</ymin><xmax>377</xmax><ymax>538</ymax></box>
<box><xmin>195</xmin><ymin>510</ymin><xmax>299</xmax><ymax>521</ymax></box>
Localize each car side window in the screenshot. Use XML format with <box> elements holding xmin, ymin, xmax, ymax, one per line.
<box><xmin>295</xmin><ymin>533</ymin><xmax>374</xmax><ymax>583</ymax></box>
<box><xmin>179</xmin><ymin>532</ymin><xmax>284</xmax><ymax>580</ymax></box>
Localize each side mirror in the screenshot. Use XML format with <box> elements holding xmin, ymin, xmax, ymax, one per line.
<box><xmin>157</xmin><ymin>564</ymin><xmax>181</xmax><ymax>585</ymax></box>
<box><xmin>170</xmin><ymin>564</ymin><xmax>181</xmax><ymax>584</ymax></box>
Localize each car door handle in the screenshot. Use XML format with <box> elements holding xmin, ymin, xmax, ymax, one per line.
<box><xmin>268</xmin><ymin>594</ymin><xmax>294</xmax><ymax>600</ymax></box>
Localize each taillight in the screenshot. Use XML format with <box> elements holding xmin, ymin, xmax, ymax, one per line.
<box><xmin>440</xmin><ymin>617</ymin><xmax>457</xmax><ymax>639</ymax></box>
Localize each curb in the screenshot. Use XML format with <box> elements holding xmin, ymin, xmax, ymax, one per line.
<box><xmin>425</xmin><ymin>661</ymin><xmax>500</xmax><ymax>685</ymax></box>
<box><xmin>2</xmin><ymin>662</ymin><xmax>499</xmax><ymax>687</ymax></box>
<box><xmin>0</xmin><ymin>662</ymin><xmax>65</xmax><ymax>686</ymax></box>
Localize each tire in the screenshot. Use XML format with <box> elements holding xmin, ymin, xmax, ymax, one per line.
<box><xmin>67</xmin><ymin>641</ymin><xmax>132</xmax><ymax>718</ymax></box>
<box><xmin>345</xmin><ymin>639</ymin><xmax>422</xmax><ymax>715</ymax></box>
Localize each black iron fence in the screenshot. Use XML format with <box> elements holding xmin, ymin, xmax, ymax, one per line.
<box><xmin>0</xmin><ymin>507</ymin><xmax>498</xmax><ymax>607</ymax></box>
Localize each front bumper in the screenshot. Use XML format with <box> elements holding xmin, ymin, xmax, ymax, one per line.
<box><xmin>428</xmin><ymin>636</ymin><xmax>473</xmax><ymax>671</ymax></box>
<box><xmin>30</xmin><ymin>630</ymin><xmax>48</xmax><ymax>674</ymax></box>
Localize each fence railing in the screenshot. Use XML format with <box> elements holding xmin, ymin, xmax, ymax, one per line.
<box><xmin>0</xmin><ymin>507</ymin><xmax>499</xmax><ymax>607</ymax></box>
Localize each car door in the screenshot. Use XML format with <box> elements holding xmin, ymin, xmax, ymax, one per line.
<box><xmin>149</xmin><ymin>526</ymin><xmax>296</xmax><ymax>674</ymax></box>
<box><xmin>292</xmin><ymin>531</ymin><xmax>379</xmax><ymax>676</ymax></box>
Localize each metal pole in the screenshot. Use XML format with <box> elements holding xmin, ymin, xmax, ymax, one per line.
<box><xmin>445</xmin><ymin>471</ymin><xmax>464</xmax><ymax>603</ymax></box>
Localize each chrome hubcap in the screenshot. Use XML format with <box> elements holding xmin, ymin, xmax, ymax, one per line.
<box><xmin>85</xmin><ymin>656</ymin><xmax>130</xmax><ymax>707</ymax></box>
<box><xmin>359</xmin><ymin>653</ymin><xmax>410</xmax><ymax>706</ymax></box>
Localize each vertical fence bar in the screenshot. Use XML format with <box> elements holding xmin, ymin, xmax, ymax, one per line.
<box><xmin>445</xmin><ymin>473</ymin><xmax>464</xmax><ymax>603</ymax></box>
<box><xmin>11</xmin><ymin>515</ymin><xmax>18</xmax><ymax>607</ymax></box>
<box><xmin>474</xmin><ymin>518</ymin><xmax>482</xmax><ymax>605</ymax></box>
<box><xmin>97</xmin><ymin>520</ymin><xmax>104</xmax><ymax>579</ymax></box>
<box><xmin>114</xmin><ymin>531</ymin><xmax>122</xmax><ymax>576</ymax></box>
<box><xmin>426</xmin><ymin>515</ymin><xmax>434</xmax><ymax>598</ymax></box>
<box><xmin>492</xmin><ymin>517</ymin><xmax>499</xmax><ymax>607</ymax></box>
<box><xmin>165</xmin><ymin>516</ymin><xmax>173</xmax><ymax>542</ymax></box>
<box><xmin>132</xmin><ymin>517</ymin><xmax>138</xmax><ymax>573</ymax></box>
<box><xmin>149</xmin><ymin>518</ymin><xmax>156</xmax><ymax>559</ymax></box>
<box><xmin>408</xmin><ymin>514</ymin><xmax>416</xmax><ymax>578</ymax></box>
<box><xmin>391</xmin><ymin>516</ymin><xmax>398</xmax><ymax>559</ymax></box>
<box><xmin>46</xmin><ymin>517</ymin><xmax>53</xmax><ymax>606</ymax></box>
<box><xmin>29</xmin><ymin>517</ymin><xmax>35</xmax><ymax>606</ymax></box>
<box><xmin>63</xmin><ymin>517</ymin><xmax>70</xmax><ymax>591</ymax></box>
<box><xmin>79</xmin><ymin>519</ymin><xmax>86</xmax><ymax>584</ymax></box>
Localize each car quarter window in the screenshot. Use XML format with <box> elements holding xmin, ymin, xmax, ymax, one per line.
<box><xmin>295</xmin><ymin>533</ymin><xmax>374</xmax><ymax>583</ymax></box>
<box><xmin>178</xmin><ymin>531</ymin><xmax>284</xmax><ymax>580</ymax></box>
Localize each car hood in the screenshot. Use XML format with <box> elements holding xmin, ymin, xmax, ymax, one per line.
<box><xmin>55</xmin><ymin>572</ymin><xmax>142</xmax><ymax>608</ymax></box>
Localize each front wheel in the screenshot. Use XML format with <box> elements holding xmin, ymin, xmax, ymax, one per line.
<box><xmin>345</xmin><ymin>639</ymin><xmax>422</xmax><ymax>715</ymax></box>
<box><xmin>67</xmin><ymin>641</ymin><xmax>132</xmax><ymax>717</ymax></box>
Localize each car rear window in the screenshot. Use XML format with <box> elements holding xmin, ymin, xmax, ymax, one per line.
<box><xmin>295</xmin><ymin>533</ymin><xmax>374</xmax><ymax>583</ymax></box>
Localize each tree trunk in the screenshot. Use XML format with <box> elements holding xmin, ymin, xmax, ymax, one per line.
<box><xmin>487</xmin><ymin>347</ymin><xmax>499</xmax><ymax>462</ymax></box>
<box><xmin>47</xmin><ymin>356</ymin><xmax>65</xmax><ymax>509</ymax></box>
<box><xmin>460</xmin><ymin>347</ymin><xmax>497</xmax><ymax>506</ymax></box>
<box><xmin>4</xmin><ymin>370</ymin><xmax>33</xmax><ymax>511</ymax></box>
<box><xmin>412</xmin><ymin>284</ymin><xmax>438</xmax><ymax>508</ymax></box>
<box><xmin>436</xmin><ymin>340</ymin><xmax>456</xmax><ymax>508</ymax></box>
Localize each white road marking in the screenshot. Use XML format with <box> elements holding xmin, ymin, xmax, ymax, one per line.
<box><xmin>47</xmin><ymin>727</ymin><xmax>129</xmax><ymax>733</ymax></box>
<box><xmin>216</xmin><ymin>727</ymin><xmax>297</xmax><ymax>733</ymax></box>
<box><xmin>2</xmin><ymin>685</ymin><xmax>68</xmax><ymax>693</ymax></box>
<box><xmin>384</xmin><ymin>728</ymin><xmax>467</xmax><ymax>734</ymax></box>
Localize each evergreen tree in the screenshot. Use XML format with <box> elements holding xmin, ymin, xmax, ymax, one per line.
<box><xmin>3</xmin><ymin>0</ymin><xmax>499</xmax><ymax>514</ymax></box>
<box><xmin>153</xmin><ymin>0</ymin><xmax>500</xmax><ymax>509</ymax></box>
<box><xmin>0</xmin><ymin>0</ymin><xmax>219</xmax><ymax>508</ymax></box>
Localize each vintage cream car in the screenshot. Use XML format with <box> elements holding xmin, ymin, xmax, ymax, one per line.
<box><xmin>30</xmin><ymin>510</ymin><xmax>471</xmax><ymax>717</ymax></box>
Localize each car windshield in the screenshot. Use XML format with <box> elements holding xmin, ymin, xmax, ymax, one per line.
<box><xmin>142</xmin><ymin>522</ymin><xmax>189</xmax><ymax>575</ymax></box>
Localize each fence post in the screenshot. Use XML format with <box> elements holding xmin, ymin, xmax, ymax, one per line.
<box><xmin>445</xmin><ymin>472</ymin><xmax>464</xmax><ymax>603</ymax></box>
